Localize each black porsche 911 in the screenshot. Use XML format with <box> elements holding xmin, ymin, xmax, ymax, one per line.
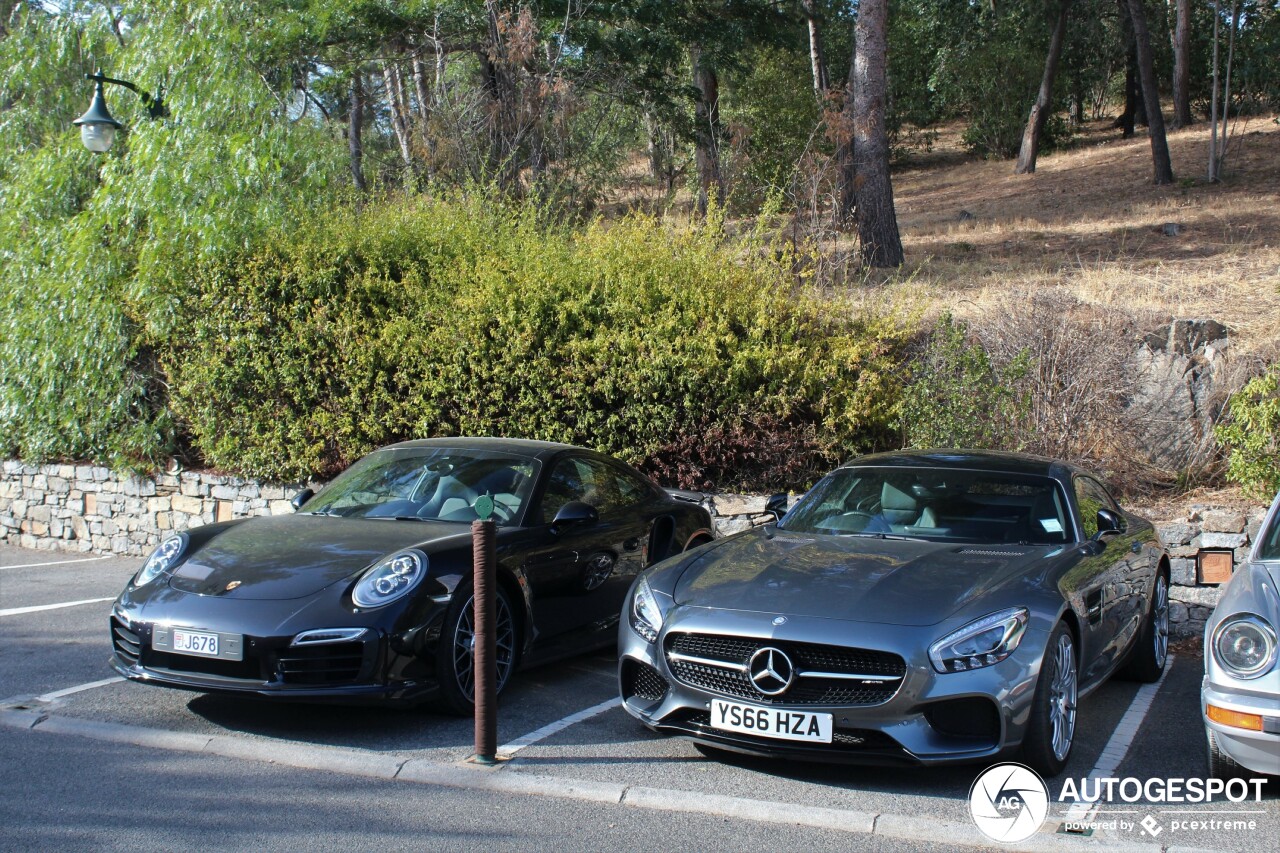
<box><xmin>110</xmin><ymin>438</ymin><xmax>714</xmax><ymax>712</ymax></box>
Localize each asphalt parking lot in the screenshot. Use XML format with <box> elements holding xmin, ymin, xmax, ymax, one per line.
<box><xmin>1</xmin><ymin>543</ymin><xmax>1275</xmax><ymax>852</ymax></box>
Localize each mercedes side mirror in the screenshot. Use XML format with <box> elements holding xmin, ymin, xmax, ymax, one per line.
<box><xmin>551</xmin><ymin>501</ymin><xmax>598</xmax><ymax>532</ymax></box>
<box><xmin>765</xmin><ymin>493</ymin><xmax>788</xmax><ymax>522</ymax></box>
<box><xmin>290</xmin><ymin>488</ymin><xmax>315</xmax><ymax>511</ymax></box>
<box><xmin>1094</xmin><ymin>508</ymin><xmax>1125</xmax><ymax>539</ymax></box>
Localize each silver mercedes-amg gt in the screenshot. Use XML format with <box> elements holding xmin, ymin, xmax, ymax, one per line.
<box><xmin>618</xmin><ymin>450</ymin><xmax>1170</xmax><ymax>777</ymax></box>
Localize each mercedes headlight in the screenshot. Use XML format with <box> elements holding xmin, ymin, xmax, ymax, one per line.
<box><xmin>929</xmin><ymin>607</ymin><xmax>1029</xmax><ymax>673</ymax></box>
<box><xmin>352</xmin><ymin>550</ymin><xmax>426</xmax><ymax>608</ymax></box>
<box><xmin>1213</xmin><ymin>614</ymin><xmax>1277</xmax><ymax>679</ymax></box>
<box><xmin>135</xmin><ymin>534</ymin><xmax>188</xmax><ymax>587</ymax></box>
<box><xmin>630</xmin><ymin>576</ymin><xmax>665</xmax><ymax>643</ymax></box>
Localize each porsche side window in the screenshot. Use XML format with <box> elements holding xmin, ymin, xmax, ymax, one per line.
<box><xmin>540</xmin><ymin>458</ymin><xmax>588</xmax><ymax>523</ymax></box>
<box><xmin>607</xmin><ymin>463</ymin><xmax>658</xmax><ymax>507</ymax></box>
<box><xmin>575</xmin><ymin>458</ymin><xmax>639</xmax><ymax>515</ymax></box>
<box><xmin>1074</xmin><ymin>477</ymin><xmax>1116</xmax><ymax>539</ymax></box>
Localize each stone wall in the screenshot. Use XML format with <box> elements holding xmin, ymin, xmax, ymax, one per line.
<box><xmin>0</xmin><ymin>462</ymin><xmax>1268</xmax><ymax>640</ymax></box>
<box><xmin>0</xmin><ymin>462</ymin><xmax>303</xmax><ymax>557</ymax></box>
<box><xmin>1151</xmin><ymin>505</ymin><xmax>1269</xmax><ymax>639</ymax></box>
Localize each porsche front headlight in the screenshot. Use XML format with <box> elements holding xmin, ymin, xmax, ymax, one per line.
<box><xmin>135</xmin><ymin>534</ymin><xmax>188</xmax><ymax>587</ymax></box>
<box><xmin>929</xmin><ymin>607</ymin><xmax>1029</xmax><ymax>673</ymax></box>
<box><xmin>352</xmin><ymin>550</ymin><xmax>426</xmax><ymax>608</ymax></box>
<box><xmin>1213</xmin><ymin>614</ymin><xmax>1277</xmax><ymax>679</ymax></box>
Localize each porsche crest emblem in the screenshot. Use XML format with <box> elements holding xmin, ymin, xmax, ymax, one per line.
<box><xmin>224</xmin><ymin>580</ymin><xmax>242</xmax><ymax>591</ymax></box>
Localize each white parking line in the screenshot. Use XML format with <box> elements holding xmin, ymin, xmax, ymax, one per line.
<box><xmin>36</xmin><ymin>677</ymin><xmax>125</xmax><ymax>703</ymax></box>
<box><xmin>499</xmin><ymin>697</ymin><xmax>621</xmax><ymax>756</ymax></box>
<box><xmin>0</xmin><ymin>597</ymin><xmax>116</xmax><ymax>617</ymax></box>
<box><xmin>1062</xmin><ymin>654</ymin><xmax>1176</xmax><ymax>824</ymax></box>
<box><xmin>0</xmin><ymin>556</ymin><xmax>112</xmax><ymax>571</ymax></box>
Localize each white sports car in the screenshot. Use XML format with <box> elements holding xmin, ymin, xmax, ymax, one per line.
<box><xmin>1202</xmin><ymin>490</ymin><xmax>1280</xmax><ymax>778</ymax></box>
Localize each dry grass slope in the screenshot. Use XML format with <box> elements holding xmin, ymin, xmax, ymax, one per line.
<box><xmin>892</xmin><ymin>118</ymin><xmax>1280</xmax><ymax>356</ymax></box>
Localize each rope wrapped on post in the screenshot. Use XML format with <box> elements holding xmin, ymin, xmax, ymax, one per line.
<box><xmin>471</xmin><ymin>518</ymin><xmax>498</xmax><ymax>764</ymax></box>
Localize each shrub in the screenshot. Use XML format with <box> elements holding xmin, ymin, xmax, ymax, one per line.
<box><xmin>165</xmin><ymin>195</ymin><xmax>910</xmax><ymax>489</ymax></box>
<box><xmin>721</xmin><ymin>47</ymin><xmax>825</xmax><ymax>213</ymax></box>
<box><xmin>897</xmin><ymin>313</ymin><xmax>1029</xmax><ymax>450</ymax></box>
<box><xmin>1216</xmin><ymin>364</ymin><xmax>1280</xmax><ymax>498</ymax></box>
<box><xmin>976</xmin><ymin>292</ymin><xmax>1157</xmax><ymax>486</ymax></box>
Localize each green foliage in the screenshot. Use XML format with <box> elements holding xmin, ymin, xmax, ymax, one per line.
<box><xmin>0</xmin><ymin>1</ymin><xmax>345</xmax><ymax>466</ymax></box>
<box><xmin>1216</xmin><ymin>365</ymin><xmax>1280</xmax><ymax>499</ymax></box>
<box><xmin>166</xmin><ymin>195</ymin><xmax>910</xmax><ymax>487</ymax></box>
<box><xmin>897</xmin><ymin>314</ymin><xmax>1029</xmax><ymax>451</ymax></box>
<box><xmin>905</xmin><ymin>0</ymin><xmax>1069</xmax><ymax>158</ymax></box>
<box><xmin>721</xmin><ymin>46</ymin><xmax>825</xmax><ymax>211</ymax></box>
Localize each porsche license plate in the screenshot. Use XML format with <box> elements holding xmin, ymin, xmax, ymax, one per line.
<box><xmin>710</xmin><ymin>699</ymin><xmax>833</xmax><ymax>743</ymax></box>
<box><xmin>172</xmin><ymin>629</ymin><xmax>219</xmax><ymax>657</ymax></box>
<box><xmin>152</xmin><ymin>626</ymin><xmax>244</xmax><ymax>661</ymax></box>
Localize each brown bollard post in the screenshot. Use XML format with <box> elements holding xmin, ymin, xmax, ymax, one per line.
<box><xmin>471</xmin><ymin>516</ymin><xmax>498</xmax><ymax>764</ymax></box>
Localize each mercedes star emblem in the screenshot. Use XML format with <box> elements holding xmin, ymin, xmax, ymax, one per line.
<box><xmin>748</xmin><ymin>646</ymin><xmax>795</xmax><ymax>696</ymax></box>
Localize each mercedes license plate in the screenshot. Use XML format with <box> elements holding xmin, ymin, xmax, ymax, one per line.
<box><xmin>710</xmin><ymin>699</ymin><xmax>833</xmax><ymax>743</ymax></box>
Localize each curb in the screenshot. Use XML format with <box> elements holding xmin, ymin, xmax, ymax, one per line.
<box><xmin>0</xmin><ymin>706</ymin><xmax>1181</xmax><ymax>853</ymax></box>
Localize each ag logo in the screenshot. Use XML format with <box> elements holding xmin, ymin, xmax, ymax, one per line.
<box><xmin>968</xmin><ymin>763</ymin><xmax>1049</xmax><ymax>843</ymax></box>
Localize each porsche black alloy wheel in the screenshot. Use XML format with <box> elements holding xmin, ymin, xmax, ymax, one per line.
<box><xmin>1023</xmin><ymin>622</ymin><xmax>1078</xmax><ymax>777</ymax></box>
<box><xmin>438</xmin><ymin>586</ymin><xmax>517</xmax><ymax>715</ymax></box>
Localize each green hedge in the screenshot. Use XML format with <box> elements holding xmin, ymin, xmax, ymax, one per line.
<box><xmin>164</xmin><ymin>196</ymin><xmax>909</xmax><ymax>488</ymax></box>
<box><xmin>1216</xmin><ymin>364</ymin><xmax>1280</xmax><ymax>499</ymax></box>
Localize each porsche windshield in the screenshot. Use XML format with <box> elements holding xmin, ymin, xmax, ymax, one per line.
<box><xmin>303</xmin><ymin>447</ymin><xmax>539</xmax><ymax>526</ymax></box>
<box><xmin>780</xmin><ymin>467</ymin><xmax>1071</xmax><ymax>545</ymax></box>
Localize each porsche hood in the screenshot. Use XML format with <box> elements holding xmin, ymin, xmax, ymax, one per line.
<box><xmin>671</xmin><ymin>528</ymin><xmax>1060</xmax><ymax>626</ymax></box>
<box><xmin>166</xmin><ymin>515</ymin><xmax>469</xmax><ymax>600</ymax></box>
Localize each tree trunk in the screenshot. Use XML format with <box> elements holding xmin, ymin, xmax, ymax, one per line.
<box><xmin>1114</xmin><ymin>1</ymin><xmax>1141</xmax><ymax>137</ymax></box>
<box><xmin>482</xmin><ymin>1</ymin><xmax>520</xmax><ymax>192</ymax></box>
<box><xmin>836</xmin><ymin>36</ymin><xmax>857</xmax><ymax>228</ymax></box>
<box><xmin>689</xmin><ymin>46</ymin><xmax>724</xmax><ymax>217</ymax></box>
<box><xmin>1209</xmin><ymin>0</ymin><xmax>1220</xmax><ymax>179</ymax></box>
<box><xmin>411</xmin><ymin>53</ymin><xmax>432</xmax><ymax>125</ymax></box>
<box><xmin>1170</xmin><ymin>0</ymin><xmax>1192</xmax><ymax>127</ymax></box>
<box><xmin>852</xmin><ymin>0</ymin><xmax>904</xmax><ymax>267</ymax></box>
<box><xmin>410</xmin><ymin>52</ymin><xmax>438</xmax><ymax>178</ymax></box>
<box><xmin>1124</xmin><ymin>0</ymin><xmax>1175</xmax><ymax>184</ymax></box>
<box><xmin>1016</xmin><ymin>0</ymin><xmax>1073</xmax><ymax>174</ymax></box>
<box><xmin>382</xmin><ymin>60</ymin><xmax>416</xmax><ymax>172</ymax></box>
<box><xmin>1117</xmin><ymin>59</ymin><xmax>1137</xmax><ymax>137</ymax></box>
<box><xmin>348</xmin><ymin>74</ymin><xmax>367</xmax><ymax>193</ymax></box>
<box><xmin>801</xmin><ymin>0</ymin><xmax>829</xmax><ymax>97</ymax></box>
<box><xmin>1210</xmin><ymin>1</ymin><xmax>1240</xmax><ymax>181</ymax></box>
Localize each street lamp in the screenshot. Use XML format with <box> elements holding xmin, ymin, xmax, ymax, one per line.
<box><xmin>73</xmin><ymin>69</ymin><xmax>167</xmax><ymax>153</ymax></box>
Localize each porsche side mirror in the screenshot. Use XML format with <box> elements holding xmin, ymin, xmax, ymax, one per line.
<box><xmin>1094</xmin><ymin>508</ymin><xmax>1125</xmax><ymax>539</ymax></box>
<box><xmin>291</xmin><ymin>488</ymin><xmax>315</xmax><ymax>511</ymax></box>
<box><xmin>765</xmin><ymin>493</ymin><xmax>788</xmax><ymax>521</ymax></box>
<box><xmin>551</xmin><ymin>501</ymin><xmax>598</xmax><ymax>532</ymax></box>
